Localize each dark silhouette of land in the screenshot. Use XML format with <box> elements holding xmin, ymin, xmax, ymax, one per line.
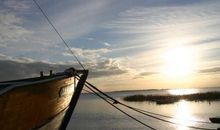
<box><xmin>123</xmin><ymin>92</ymin><xmax>220</xmax><ymax>105</ymax></box>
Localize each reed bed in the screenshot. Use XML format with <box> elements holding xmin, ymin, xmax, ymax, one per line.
<box><xmin>123</xmin><ymin>92</ymin><xmax>220</xmax><ymax>104</ymax></box>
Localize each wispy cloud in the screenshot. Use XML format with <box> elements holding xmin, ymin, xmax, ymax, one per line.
<box><xmin>0</xmin><ymin>0</ymin><xmax>115</xmax><ymax>62</ymax></box>
<box><xmin>139</xmin><ymin>72</ymin><xmax>157</xmax><ymax>76</ymax></box>
<box><xmin>103</xmin><ymin>1</ymin><xmax>220</xmax><ymax>74</ymax></box>
<box><xmin>63</xmin><ymin>47</ymin><xmax>111</xmax><ymax>62</ymax></box>
<box><xmin>199</xmin><ymin>67</ymin><xmax>220</xmax><ymax>74</ymax></box>
<box><xmin>133</xmin><ymin>71</ymin><xmax>158</xmax><ymax>79</ymax></box>
<box><xmin>0</xmin><ymin>11</ymin><xmax>31</xmax><ymax>44</ymax></box>
<box><xmin>37</xmin><ymin>0</ymin><xmax>115</xmax><ymax>42</ymax></box>
<box><xmin>103</xmin><ymin>42</ymin><xmax>111</xmax><ymax>47</ymax></box>
<box><xmin>3</xmin><ymin>0</ymin><xmax>32</xmax><ymax>11</ymax></box>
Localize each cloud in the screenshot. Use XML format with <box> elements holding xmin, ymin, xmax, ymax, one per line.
<box><xmin>0</xmin><ymin>9</ymin><xmax>55</xmax><ymax>56</ymax></box>
<box><xmin>0</xmin><ymin>0</ymin><xmax>116</xmax><ymax>61</ymax></box>
<box><xmin>37</xmin><ymin>0</ymin><xmax>115</xmax><ymax>42</ymax></box>
<box><xmin>3</xmin><ymin>0</ymin><xmax>31</xmax><ymax>11</ymax></box>
<box><xmin>1</xmin><ymin>0</ymin><xmax>220</xmax><ymax>90</ymax></box>
<box><xmin>0</xmin><ymin>59</ymin><xmax>70</xmax><ymax>81</ymax></box>
<box><xmin>88</xmin><ymin>58</ymin><xmax>128</xmax><ymax>78</ymax></box>
<box><xmin>133</xmin><ymin>71</ymin><xmax>157</xmax><ymax>79</ymax></box>
<box><xmin>101</xmin><ymin>1</ymin><xmax>220</xmax><ymax>75</ymax></box>
<box><xmin>107</xmin><ymin>2</ymin><xmax>220</xmax><ymax>32</ymax></box>
<box><xmin>0</xmin><ymin>11</ymin><xmax>31</xmax><ymax>44</ymax></box>
<box><xmin>63</xmin><ymin>47</ymin><xmax>111</xmax><ymax>61</ymax></box>
<box><xmin>103</xmin><ymin>42</ymin><xmax>111</xmax><ymax>47</ymax></box>
<box><xmin>199</xmin><ymin>67</ymin><xmax>220</xmax><ymax>74</ymax></box>
<box><xmin>0</xmin><ymin>53</ymin><xmax>35</xmax><ymax>63</ymax></box>
<box><xmin>0</xmin><ymin>55</ymin><xmax>128</xmax><ymax>81</ymax></box>
<box><xmin>86</xmin><ymin>37</ymin><xmax>111</xmax><ymax>47</ymax></box>
<box><xmin>105</xmin><ymin>1</ymin><xmax>220</xmax><ymax>50</ymax></box>
<box><xmin>139</xmin><ymin>72</ymin><xmax>157</xmax><ymax>76</ymax></box>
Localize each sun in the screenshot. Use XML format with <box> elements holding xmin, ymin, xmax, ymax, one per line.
<box><xmin>161</xmin><ymin>46</ymin><xmax>196</xmax><ymax>79</ymax></box>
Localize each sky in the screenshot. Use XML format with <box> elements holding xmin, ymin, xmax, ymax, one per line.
<box><xmin>0</xmin><ymin>0</ymin><xmax>220</xmax><ymax>91</ymax></box>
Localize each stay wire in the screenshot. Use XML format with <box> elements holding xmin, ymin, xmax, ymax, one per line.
<box><xmin>84</xmin><ymin>85</ymin><xmax>157</xmax><ymax>130</ymax></box>
<box><xmin>32</xmin><ymin>0</ymin><xmax>85</xmax><ymax>70</ymax></box>
<box><xmin>84</xmin><ymin>81</ymin><xmax>216</xmax><ymax>130</ymax></box>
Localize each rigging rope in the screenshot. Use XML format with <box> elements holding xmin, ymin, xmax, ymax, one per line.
<box><xmin>83</xmin><ymin>87</ymin><xmax>157</xmax><ymax>130</ymax></box>
<box><xmin>32</xmin><ymin>0</ymin><xmax>85</xmax><ymax>70</ymax></box>
<box><xmin>129</xmin><ymin>105</ymin><xmax>213</xmax><ymax>124</ymax></box>
<box><xmin>83</xmin><ymin>80</ymin><xmax>216</xmax><ymax>130</ymax></box>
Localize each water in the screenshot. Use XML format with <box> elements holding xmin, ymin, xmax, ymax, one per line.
<box><xmin>67</xmin><ymin>87</ymin><xmax>220</xmax><ymax>130</ymax></box>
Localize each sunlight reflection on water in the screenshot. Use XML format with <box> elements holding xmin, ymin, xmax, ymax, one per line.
<box><xmin>174</xmin><ymin>100</ymin><xmax>194</xmax><ymax>130</ymax></box>
<box><xmin>168</xmin><ymin>88</ymin><xmax>199</xmax><ymax>95</ymax></box>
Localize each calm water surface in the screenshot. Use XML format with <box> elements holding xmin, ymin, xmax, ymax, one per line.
<box><xmin>67</xmin><ymin>88</ymin><xmax>220</xmax><ymax>130</ymax></box>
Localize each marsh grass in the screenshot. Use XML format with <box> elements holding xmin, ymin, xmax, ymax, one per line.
<box><xmin>123</xmin><ymin>92</ymin><xmax>220</xmax><ymax>104</ymax></box>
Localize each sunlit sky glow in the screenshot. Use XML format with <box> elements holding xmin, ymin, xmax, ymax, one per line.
<box><xmin>0</xmin><ymin>0</ymin><xmax>220</xmax><ymax>91</ymax></box>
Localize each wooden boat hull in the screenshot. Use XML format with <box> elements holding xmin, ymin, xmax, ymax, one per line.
<box><xmin>0</xmin><ymin>69</ymin><xmax>87</xmax><ymax>130</ymax></box>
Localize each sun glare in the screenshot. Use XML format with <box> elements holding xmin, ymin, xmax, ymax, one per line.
<box><xmin>168</xmin><ymin>89</ymin><xmax>199</xmax><ymax>95</ymax></box>
<box><xmin>161</xmin><ymin>46</ymin><xmax>196</xmax><ymax>79</ymax></box>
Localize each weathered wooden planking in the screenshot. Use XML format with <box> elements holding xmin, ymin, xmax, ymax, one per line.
<box><xmin>0</xmin><ymin>76</ymin><xmax>76</xmax><ymax>130</ymax></box>
<box><xmin>37</xmin><ymin>108</ymin><xmax>68</xmax><ymax>130</ymax></box>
